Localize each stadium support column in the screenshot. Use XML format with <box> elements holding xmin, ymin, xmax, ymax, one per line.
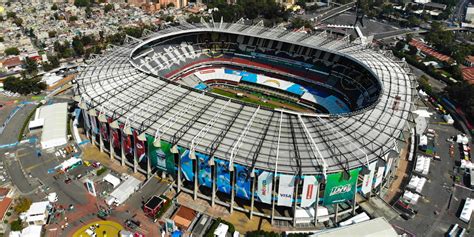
<box><xmin>352</xmin><ymin>178</ymin><xmax>358</xmax><ymax>215</ymax></box>
<box><xmin>211</xmin><ymin>162</ymin><xmax>216</xmax><ymax>207</ymax></box>
<box><xmin>193</xmin><ymin>157</ymin><xmax>198</xmax><ymax>200</ymax></box>
<box><xmin>99</xmin><ymin>125</ymin><xmax>104</xmax><ymax>153</ymax></box>
<box><xmin>270</xmin><ymin>174</ymin><xmax>278</xmax><ymax>225</ymax></box>
<box><xmin>133</xmin><ymin>137</ymin><xmax>138</xmax><ymax>174</ymax></box>
<box><xmin>250</xmin><ymin>171</ymin><xmax>256</xmax><ymax>219</ymax></box>
<box><xmin>176</xmin><ymin>153</ymin><xmax>182</xmax><ymax>193</ymax></box>
<box><xmin>313</xmin><ymin>183</ymin><xmax>320</xmax><ymax>226</ymax></box>
<box><xmin>334</xmin><ymin>204</ymin><xmax>339</xmax><ymax>223</ymax></box>
<box><xmin>109</xmin><ymin>126</ymin><xmax>113</xmax><ymax>160</ymax></box>
<box><xmin>121</xmin><ymin>132</ymin><xmax>125</xmax><ymax>167</ymax></box>
<box><xmin>230</xmin><ymin>168</ymin><xmax>236</xmax><ymax>213</ymax></box>
<box><xmin>146</xmin><ymin>150</ymin><xmax>151</xmax><ymax>179</ymax></box>
<box><xmin>292</xmin><ymin>177</ymin><xmax>300</xmax><ymax>227</ymax></box>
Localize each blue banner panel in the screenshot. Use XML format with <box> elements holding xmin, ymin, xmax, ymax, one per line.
<box><xmin>197</xmin><ymin>153</ymin><xmax>212</xmax><ymax>188</ymax></box>
<box><xmin>234</xmin><ymin>163</ymin><xmax>251</xmax><ymax>200</ymax></box>
<box><xmin>216</xmin><ymin>158</ymin><xmax>231</xmax><ymax>194</ymax></box>
<box><xmin>180</xmin><ymin>150</ymin><xmax>194</xmax><ymax>182</ymax></box>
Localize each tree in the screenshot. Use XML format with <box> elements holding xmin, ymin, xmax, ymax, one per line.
<box><xmin>4</xmin><ymin>47</ymin><xmax>20</xmax><ymax>55</ymax></box>
<box><xmin>72</xmin><ymin>37</ymin><xmax>85</xmax><ymax>56</ymax></box>
<box><xmin>24</xmin><ymin>57</ymin><xmax>38</xmax><ymax>75</ymax></box>
<box><xmin>48</xmin><ymin>31</ymin><xmax>57</xmax><ymax>38</ymax></box>
<box><xmin>0</xmin><ymin>37</ymin><xmax>3</xmax><ymax>42</ymax></box>
<box><xmin>74</xmin><ymin>0</ymin><xmax>90</xmax><ymax>7</ymax></box>
<box><xmin>13</xmin><ymin>198</ymin><xmax>32</xmax><ymax>214</ymax></box>
<box><xmin>85</xmin><ymin>6</ymin><xmax>92</xmax><ymax>18</ymax></box>
<box><xmin>10</xmin><ymin>218</ymin><xmax>23</xmax><ymax>231</ymax></box>
<box><xmin>69</xmin><ymin>15</ymin><xmax>78</xmax><ymax>22</ymax></box>
<box><xmin>408</xmin><ymin>45</ymin><xmax>418</xmax><ymax>55</ymax></box>
<box><xmin>13</xmin><ymin>17</ymin><xmax>23</xmax><ymax>26</ymax></box>
<box><xmin>186</xmin><ymin>14</ymin><xmax>201</xmax><ymax>24</ymax></box>
<box><xmin>6</xmin><ymin>11</ymin><xmax>16</xmax><ymax>19</ymax></box>
<box><xmin>104</xmin><ymin>4</ymin><xmax>113</xmax><ymax>13</ymax></box>
<box><xmin>395</xmin><ymin>41</ymin><xmax>406</xmax><ymax>51</ymax></box>
<box><xmin>290</xmin><ymin>17</ymin><xmax>312</xmax><ymax>29</ymax></box>
<box><xmin>43</xmin><ymin>55</ymin><xmax>60</xmax><ymax>71</ymax></box>
<box><xmin>51</xmin><ymin>3</ymin><xmax>58</xmax><ymax>11</ymax></box>
<box><xmin>166</xmin><ymin>2</ymin><xmax>175</xmax><ymax>8</ymax></box>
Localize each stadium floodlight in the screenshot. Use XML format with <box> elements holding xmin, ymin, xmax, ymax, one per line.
<box><xmin>97</xmin><ymin>106</ymin><xmax>107</xmax><ymax>123</ymax></box>
<box><xmin>153</xmin><ymin>129</ymin><xmax>161</xmax><ymax>148</ymax></box>
<box><xmin>88</xmin><ymin>108</ymin><xmax>97</xmax><ymax>117</ymax></box>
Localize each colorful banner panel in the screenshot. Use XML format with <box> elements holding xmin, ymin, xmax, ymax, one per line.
<box><xmin>197</xmin><ymin>152</ymin><xmax>212</xmax><ymax>188</ymax></box>
<box><xmin>91</xmin><ymin>116</ymin><xmax>99</xmax><ymax>134</ymax></box>
<box><xmin>100</xmin><ymin>122</ymin><xmax>109</xmax><ymax>143</ymax></box>
<box><xmin>256</xmin><ymin>170</ymin><xmax>273</xmax><ymax>204</ymax></box>
<box><xmin>277</xmin><ymin>174</ymin><xmax>295</xmax><ymax>207</ymax></box>
<box><xmin>301</xmin><ymin>176</ymin><xmax>318</xmax><ymax>208</ymax></box>
<box><xmin>146</xmin><ymin>135</ymin><xmax>159</xmax><ymax>169</ymax></box>
<box><xmin>234</xmin><ymin>163</ymin><xmax>251</xmax><ymax>200</ymax></box>
<box><xmin>122</xmin><ymin>125</ymin><xmax>134</xmax><ymax>159</ymax></box>
<box><xmin>373</xmin><ymin>167</ymin><xmax>385</xmax><ymax>188</ymax></box>
<box><xmin>83</xmin><ymin>109</ymin><xmax>90</xmax><ymax>130</ymax></box>
<box><xmin>361</xmin><ymin>162</ymin><xmax>377</xmax><ymax>194</ymax></box>
<box><xmin>216</xmin><ymin>158</ymin><xmax>231</xmax><ymax>194</ymax></box>
<box><xmin>180</xmin><ymin>150</ymin><xmax>194</xmax><ymax>182</ymax></box>
<box><xmin>323</xmin><ymin>169</ymin><xmax>360</xmax><ymax>205</ymax></box>
<box><xmin>111</xmin><ymin>126</ymin><xmax>120</xmax><ymax>151</ymax></box>
<box><xmin>134</xmin><ymin>131</ymin><xmax>146</xmax><ymax>163</ymax></box>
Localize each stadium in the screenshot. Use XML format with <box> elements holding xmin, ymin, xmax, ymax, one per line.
<box><xmin>74</xmin><ymin>22</ymin><xmax>415</xmax><ymax>225</ymax></box>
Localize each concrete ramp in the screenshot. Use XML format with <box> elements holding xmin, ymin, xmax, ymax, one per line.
<box><xmin>359</xmin><ymin>196</ymin><xmax>401</xmax><ymax>222</ymax></box>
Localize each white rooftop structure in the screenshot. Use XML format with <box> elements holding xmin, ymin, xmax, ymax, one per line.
<box><xmin>103</xmin><ymin>173</ymin><xmax>121</xmax><ymax>188</ymax></box>
<box><xmin>310</xmin><ymin>217</ymin><xmax>398</xmax><ymax>237</ymax></box>
<box><xmin>24</xmin><ymin>201</ymin><xmax>50</xmax><ymax>225</ymax></box>
<box><xmin>108</xmin><ymin>176</ymin><xmax>141</xmax><ymax>205</ymax></box>
<box><xmin>214</xmin><ymin>223</ymin><xmax>229</xmax><ymax>237</ymax></box>
<box><xmin>20</xmin><ymin>225</ymin><xmax>43</xmax><ymax>237</ymax></box>
<box><xmin>39</xmin><ymin>103</ymin><xmax>68</xmax><ymax>149</ymax></box>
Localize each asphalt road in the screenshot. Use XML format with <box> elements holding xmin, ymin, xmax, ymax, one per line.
<box><xmin>0</xmin><ymin>103</ymin><xmax>35</xmax><ymax>144</ymax></box>
<box><xmin>453</xmin><ymin>0</ymin><xmax>470</xmax><ymax>22</ymax></box>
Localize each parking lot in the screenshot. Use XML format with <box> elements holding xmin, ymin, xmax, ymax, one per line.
<box><xmin>391</xmin><ymin>96</ymin><xmax>474</xmax><ymax>236</ymax></box>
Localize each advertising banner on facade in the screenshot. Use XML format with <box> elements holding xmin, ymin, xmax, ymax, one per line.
<box><xmin>83</xmin><ymin>110</ymin><xmax>90</xmax><ymax>130</ymax></box>
<box><xmin>385</xmin><ymin>158</ymin><xmax>393</xmax><ymax>178</ymax></box>
<box><xmin>91</xmin><ymin>116</ymin><xmax>99</xmax><ymax>134</ymax></box>
<box><xmin>373</xmin><ymin>166</ymin><xmax>385</xmax><ymax>188</ymax></box>
<box><xmin>256</xmin><ymin>170</ymin><xmax>273</xmax><ymax>204</ymax></box>
<box><xmin>361</xmin><ymin>162</ymin><xmax>377</xmax><ymax>194</ymax></box>
<box><xmin>197</xmin><ymin>152</ymin><xmax>212</xmax><ymax>188</ymax></box>
<box><xmin>216</xmin><ymin>158</ymin><xmax>231</xmax><ymax>194</ymax></box>
<box><xmin>180</xmin><ymin>150</ymin><xmax>194</xmax><ymax>182</ymax></box>
<box><xmin>100</xmin><ymin>122</ymin><xmax>109</xmax><ymax>143</ymax></box>
<box><xmin>134</xmin><ymin>131</ymin><xmax>146</xmax><ymax>164</ymax></box>
<box><xmin>111</xmin><ymin>126</ymin><xmax>120</xmax><ymax>151</ymax></box>
<box><xmin>323</xmin><ymin>169</ymin><xmax>360</xmax><ymax>205</ymax></box>
<box><xmin>146</xmin><ymin>136</ymin><xmax>177</xmax><ymax>175</ymax></box>
<box><xmin>301</xmin><ymin>176</ymin><xmax>318</xmax><ymax>207</ymax></box>
<box><xmin>122</xmin><ymin>125</ymin><xmax>134</xmax><ymax>160</ymax></box>
<box><xmin>277</xmin><ymin>174</ymin><xmax>295</xmax><ymax>207</ymax></box>
<box><xmin>234</xmin><ymin>163</ymin><xmax>251</xmax><ymax>200</ymax></box>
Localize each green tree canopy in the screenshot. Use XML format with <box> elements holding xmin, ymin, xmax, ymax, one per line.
<box><xmin>24</xmin><ymin>57</ymin><xmax>38</xmax><ymax>75</ymax></box>
<box><xmin>51</xmin><ymin>3</ymin><xmax>58</xmax><ymax>11</ymax></box>
<box><xmin>74</xmin><ymin>0</ymin><xmax>90</xmax><ymax>7</ymax></box>
<box><xmin>5</xmin><ymin>47</ymin><xmax>20</xmax><ymax>55</ymax></box>
<box><xmin>104</xmin><ymin>4</ymin><xmax>113</xmax><ymax>13</ymax></box>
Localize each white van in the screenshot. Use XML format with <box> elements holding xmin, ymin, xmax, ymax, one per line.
<box><xmin>85</xmin><ymin>229</ymin><xmax>97</xmax><ymax>237</ymax></box>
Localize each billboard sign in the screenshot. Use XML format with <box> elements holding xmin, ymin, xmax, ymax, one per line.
<box><xmin>134</xmin><ymin>131</ymin><xmax>146</xmax><ymax>163</ymax></box>
<box><xmin>277</xmin><ymin>174</ymin><xmax>295</xmax><ymax>207</ymax></box>
<box><xmin>301</xmin><ymin>176</ymin><xmax>318</xmax><ymax>207</ymax></box>
<box><xmin>83</xmin><ymin>110</ymin><xmax>90</xmax><ymax>130</ymax></box>
<box><xmin>373</xmin><ymin>166</ymin><xmax>385</xmax><ymax>188</ymax></box>
<box><xmin>323</xmin><ymin>169</ymin><xmax>360</xmax><ymax>205</ymax></box>
<box><xmin>361</xmin><ymin>162</ymin><xmax>377</xmax><ymax>194</ymax></box>
<box><xmin>257</xmin><ymin>170</ymin><xmax>273</xmax><ymax>204</ymax></box>
<box><xmin>100</xmin><ymin>122</ymin><xmax>109</xmax><ymax>143</ymax></box>
<box><xmin>197</xmin><ymin>152</ymin><xmax>212</xmax><ymax>188</ymax></box>
<box><xmin>234</xmin><ymin>163</ymin><xmax>251</xmax><ymax>200</ymax></box>
<box><xmin>111</xmin><ymin>126</ymin><xmax>120</xmax><ymax>151</ymax></box>
<box><xmin>180</xmin><ymin>150</ymin><xmax>194</xmax><ymax>182</ymax></box>
<box><xmin>216</xmin><ymin>158</ymin><xmax>231</xmax><ymax>194</ymax></box>
<box><xmin>90</xmin><ymin>116</ymin><xmax>99</xmax><ymax>134</ymax></box>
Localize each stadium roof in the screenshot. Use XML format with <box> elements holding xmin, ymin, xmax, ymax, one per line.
<box><xmin>75</xmin><ymin>22</ymin><xmax>414</xmax><ymax>175</ymax></box>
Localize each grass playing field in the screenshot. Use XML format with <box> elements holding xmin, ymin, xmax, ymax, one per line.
<box><xmin>210</xmin><ymin>87</ymin><xmax>312</xmax><ymax>112</ymax></box>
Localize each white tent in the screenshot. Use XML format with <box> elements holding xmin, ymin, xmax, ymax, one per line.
<box><xmin>21</xmin><ymin>225</ymin><xmax>43</xmax><ymax>237</ymax></box>
<box><xmin>294</xmin><ymin>206</ymin><xmax>330</xmax><ymax>224</ymax></box>
<box><xmin>108</xmin><ymin>176</ymin><xmax>141</xmax><ymax>205</ymax></box>
<box><xmin>419</xmin><ymin>135</ymin><xmax>428</xmax><ymax>146</ymax></box>
<box><xmin>339</xmin><ymin>212</ymin><xmax>370</xmax><ymax>227</ymax></box>
<box><xmin>460</xmin><ymin>198</ymin><xmax>473</xmax><ymax>223</ymax></box>
<box><xmin>457</xmin><ymin>134</ymin><xmax>469</xmax><ymax>145</ymax></box>
<box><xmin>39</xmin><ymin>103</ymin><xmax>68</xmax><ymax>149</ymax></box>
<box><xmin>103</xmin><ymin>174</ymin><xmax>121</xmax><ymax>188</ymax></box>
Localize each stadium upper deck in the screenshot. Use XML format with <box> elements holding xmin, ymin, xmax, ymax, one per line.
<box><xmin>75</xmin><ymin>22</ymin><xmax>415</xmax><ymax>177</ymax></box>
